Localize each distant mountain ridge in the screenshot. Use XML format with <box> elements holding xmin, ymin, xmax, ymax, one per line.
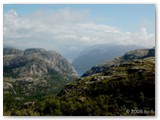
<box><xmin>82</xmin><ymin>47</ymin><xmax>155</xmax><ymax>77</ymax></box>
<box><xmin>72</xmin><ymin>44</ymin><xmax>142</xmax><ymax>76</ymax></box>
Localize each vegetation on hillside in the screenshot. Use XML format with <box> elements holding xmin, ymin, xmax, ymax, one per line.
<box><xmin>6</xmin><ymin>57</ymin><xmax>155</xmax><ymax>116</ymax></box>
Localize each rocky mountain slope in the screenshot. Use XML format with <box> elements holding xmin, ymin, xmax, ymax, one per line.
<box><xmin>3</xmin><ymin>48</ymin><xmax>78</xmax><ymax>115</ymax></box>
<box><xmin>72</xmin><ymin>44</ymin><xmax>141</xmax><ymax>75</ymax></box>
<box><xmin>57</xmin><ymin>56</ymin><xmax>155</xmax><ymax>116</ymax></box>
<box><xmin>8</xmin><ymin>47</ymin><xmax>155</xmax><ymax>116</ymax></box>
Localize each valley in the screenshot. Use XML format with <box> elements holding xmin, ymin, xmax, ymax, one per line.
<box><xmin>3</xmin><ymin>47</ymin><xmax>155</xmax><ymax>116</ymax></box>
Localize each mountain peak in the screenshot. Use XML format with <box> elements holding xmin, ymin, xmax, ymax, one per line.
<box><xmin>24</xmin><ymin>48</ymin><xmax>46</xmax><ymax>55</ymax></box>
<box><xmin>122</xmin><ymin>48</ymin><xmax>155</xmax><ymax>60</ymax></box>
<box><xmin>3</xmin><ymin>48</ymin><xmax>78</xmax><ymax>103</ymax></box>
<box><xmin>3</xmin><ymin>48</ymin><xmax>23</xmax><ymax>56</ymax></box>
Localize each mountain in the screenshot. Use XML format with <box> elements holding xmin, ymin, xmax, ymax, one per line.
<box><xmin>57</xmin><ymin>57</ymin><xmax>155</xmax><ymax>116</ymax></box>
<box><xmin>3</xmin><ymin>48</ymin><xmax>78</xmax><ymax>115</ymax></box>
<box><xmin>82</xmin><ymin>47</ymin><xmax>155</xmax><ymax>77</ymax></box>
<box><xmin>9</xmin><ymin>47</ymin><xmax>155</xmax><ymax>116</ymax></box>
<box><xmin>55</xmin><ymin>47</ymin><xmax>155</xmax><ymax>116</ymax></box>
<box><xmin>3</xmin><ymin>48</ymin><xmax>23</xmax><ymax>56</ymax></box>
<box><xmin>72</xmin><ymin>44</ymin><xmax>141</xmax><ymax>76</ymax></box>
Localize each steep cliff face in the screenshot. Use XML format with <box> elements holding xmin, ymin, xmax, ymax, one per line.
<box><xmin>3</xmin><ymin>48</ymin><xmax>78</xmax><ymax>114</ymax></box>
<box><xmin>4</xmin><ymin>48</ymin><xmax>77</xmax><ymax>77</ymax></box>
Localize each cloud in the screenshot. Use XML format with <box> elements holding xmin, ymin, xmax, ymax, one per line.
<box><xmin>140</xmin><ymin>28</ymin><xmax>147</xmax><ymax>35</ymax></box>
<box><xmin>3</xmin><ymin>9</ymin><xmax>155</xmax><ymax>60</ymax></box>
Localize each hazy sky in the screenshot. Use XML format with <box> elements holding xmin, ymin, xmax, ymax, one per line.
<box><xmin>3</xmin><ymin>4</ymin><xmax>155</xmax><ymax>60</ymax></box>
